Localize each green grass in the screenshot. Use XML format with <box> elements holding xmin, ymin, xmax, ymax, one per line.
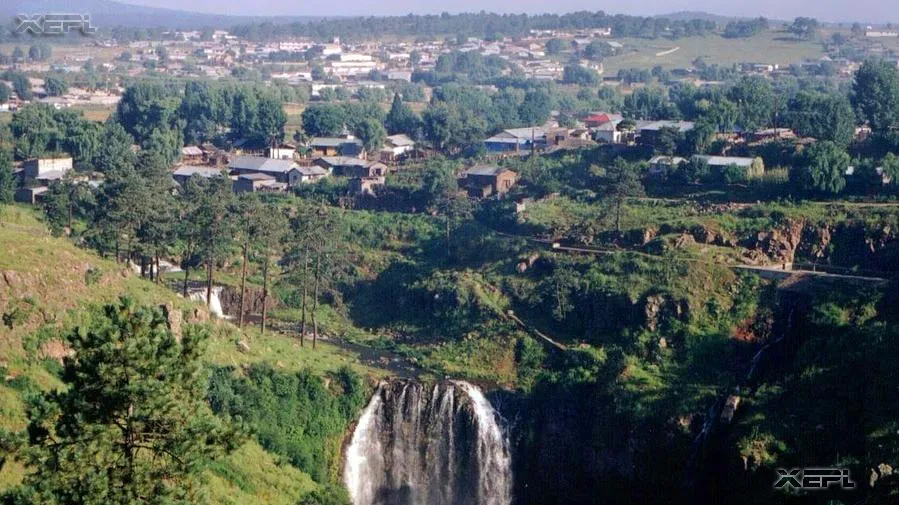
<box><xmin>0</xmin><ymin>204</ymin><xmax>392</xmax><ymax>503</ymax></box>
<box><xmin>205</xmin><ymin>441</ymin><xmax>318</xmax><ymax>505</ymax></box>
<box><xmin>602</xmin><ymin>31</ymin><xmax>827</xmax><ymax>74</ymax></box>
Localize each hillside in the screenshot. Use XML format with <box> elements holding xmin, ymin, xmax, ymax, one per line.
<box><xmin>0</xmin><ymin>204</ymin><xmax>377</xmax><ymax>504</ymax></box>
<box><xmin>2</xmin><ymin>0</ymin><xmax>326</xmax><ymax>30</ymax></box>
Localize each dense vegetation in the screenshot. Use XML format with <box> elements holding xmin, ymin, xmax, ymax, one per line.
<box><xmin>208</xmin><ymin>365</ymin><xmax>366</xmax><ymax>483</ymax></box>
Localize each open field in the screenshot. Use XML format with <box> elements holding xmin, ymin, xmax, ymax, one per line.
<box><xmin>602</xmin><ymin>31</ymin><xmax>828</xmax><ymax>73</ymax></box>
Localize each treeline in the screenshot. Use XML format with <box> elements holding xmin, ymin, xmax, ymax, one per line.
<box><xmin>722</xmin><ymin>17</ymin><xmax>769</xmax><ymax>39</ymax></box>
<box><xmin>229</xmin><ymin>11</ymin><xmax>717</xmax><ymax>42</ymax></box>
<box><xmin>9</xmin><ymin>81</ymin><xmax>287</xmax><ymax>168</ymax></box>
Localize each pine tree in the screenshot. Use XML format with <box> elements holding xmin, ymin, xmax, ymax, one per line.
<box><xmin>9</xmin><ymin>298</ymin><xmax>240</xmax><ymax>505</ymax></box>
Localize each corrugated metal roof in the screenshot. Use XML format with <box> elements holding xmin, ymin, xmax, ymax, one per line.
<box><xmin>173</xmin><ymin>166</ymin><xmax>222</xmax><ymax>178</ymax></box>
<box><xmin>466</xmin><ymin>165</ymin><xmax>512</xmax><ymax>176</ymax></box>
<box><xmin>693</xmin><ymin>155</ymin><xmax>755</xmax><ymax>167</ymax></box>
<box><xmin>229</xmin><ymin>156</ymin><xmax>296</xmax><ymax>173</ymax></box>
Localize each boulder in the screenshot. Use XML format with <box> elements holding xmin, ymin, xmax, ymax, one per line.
<box><xmin>160</xmin><ymin>303</ymin><xmax>182</xmax><ymax>343</ymax></box>
<box><xmin>720</xmin><ymin>394</ymin><xmax>741</xmax><ymax>424</ymax></box>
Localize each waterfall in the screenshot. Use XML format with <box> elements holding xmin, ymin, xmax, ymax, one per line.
<box><xmin>344</xmin><ymin>380</ymin><xmax>512</xmax><ymax>505</ymax></box>
<box><xmin>187</xmin><ymin>286</ymin><xmax>228</xmax><ymax>319</ymax></box>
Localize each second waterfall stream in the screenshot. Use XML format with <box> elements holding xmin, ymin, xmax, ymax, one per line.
<box><xmin>343</xmin><ymin>380</ymin><xmax>512</xmax><ymax>505</ymax></box>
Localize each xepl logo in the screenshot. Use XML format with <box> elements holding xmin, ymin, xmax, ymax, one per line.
<box><xmin>14</xmin><ymin>14</ymin><xmax>97</xmax><ymax>35</ymax></box>
<box><xmin>774</xmin><ymin>468</ymin><xmax>856</xmax><ymax>491</ymax></box>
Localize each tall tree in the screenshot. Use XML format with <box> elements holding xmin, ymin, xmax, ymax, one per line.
<box><xmin>787</xmin><ymin>91</ymin><xmax>855</xmax><ymax>146</ymax></box>
<box><xmin>195</xmin><ymin>175</ymin><xmax>236</xmax><ymax>308</ymax></box>
<box><xmin>853</xmin><ymin>60</ymin><xmax>899</xmax><ymax>134</ymax></box>
<box><xmin>233</xmin><ymin>196</ymin><xmax>285</xmax><ymax>329</ymax></box>
<box><xmin>9</xmin><ymin>298</ymin><xmax>239</xmax><ymax>505</ymax></box>
<box><xmin>0</xmin><ymin>149</ymin><xmax>13</xmax><ymax>204</ymax></box>
<box><xmin>256</xmin><ymin>93</ymin><xmax>286</xmax><ymax>147</ymax></box>
<box><xmin>727</xmin><ymin>76</ymin><xmax>774</xmax><ymax>132</ymax></box>
<box><xmin>604</xmin><ymin>158</ymin><xmax>645</xmax><ymax>233</ymax></box>
<box><xmin>42</xmin><ymin>172</ymin><xmax>95</xmax><ymax>236</ymax></box>
<box><xmin>301</xmin><ymin>104</ymin><xmax>346</xmax><ymax>137</ymax></box>
<box><xmin>353</xmin><ymin>117</ymin><xmax>387</xmax><ymax>153</ymax></box>
<box><xmin>385</xmin><ymin>93</ymin><xmax>420</xmax><ymax>135</ymax></box>
<box><xmin>791</xmin><ymin>140</ymin><xmax>849</xmax><ymax>194</ymax></box>
<box><xmin>283</xmin><ymin>203</ymin><xmax>341</xmax><ymax>348</ymax></box>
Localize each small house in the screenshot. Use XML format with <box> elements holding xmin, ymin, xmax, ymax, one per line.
<box><xmin>24</xmin><ymin>156</ymin><xmax>72</xmax><ymax>180</ymax></box>
<box><xmin>309</xmin><ymin>137</ymin><xmax>364</xmax><ymax>157</ymax></box>
<box><xmin>638</xmin><ymin>121</ymin><xmax>695</xmax><ymax>148</ymax></box>
<box><xmin>295</xmin><ymin>165</ymin><xmax>329</xmax><ymax>184</ymax></box>
<box><xmin>14</xmin><ymin>186</ymin><xmax>48</xmax><ymax>204</ymax></box>
<box><xmin>484</xmin><ymin>128</ymin><xmax>546</xmax><ymax>154</ymax></box>
<box><xmin>172</xmin><ymin>166</ymin><xmax>225</xmax><ymax>185</ymax></box>
<box><xmin>593</xmin><ymin>120</ymin><xmax>627</xmax><ymax>144</ymax></box>
<box><xmin>267</xmin><ymin>143</ymin><xmax>296</xmax><ymax>160</ymax></box>
<box><xmin>229</xmin><ymin>156</ymin><xmax>302</xmax><ymax>186</ymax></box>
<box><xmin>313</xmin><ymin>157</ymin><xmax>388</xmax><ymax>178</ymax></box>
<box><xmin>585</xmin><ymin>112</ymin><xmax>622</xmax><ymax>128</ymax></box>
<box><xmin>692</xmin><ymin>155</ymin><xmax>765</xmax><ymax>178</ymax></box>
<box><xmin>464</xmin><ymin>165</ymin><xmax>518</xmax><ymax>198</ymax></box>
<box><xmin>349</xmin><ymin>176</ymin><xmax>386</xmax><ymax>196</ymax></box>
<box><xmin>379</xmin><ymin>134</ymin><xmax>415</xmax><ymax>162</ymax></box>
<box><xmin>181</xmin><ymin>145</ymin><xmax>205</xmax><ymax>164</ymax></box>
<box><xmin>233</xmin><ymin>173</ymin><xmax>287</xmax><ymax>193</ymax></box>
<box><xmin>648</xmin><ymin>156</ymin><xmax>687</xmax><ymax>177</ymax></box>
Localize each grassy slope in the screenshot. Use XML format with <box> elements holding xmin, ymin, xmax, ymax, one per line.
<box><xmin>0</xmin><ymin>204</ymin><xmax>380</xmax><ymax>503</ymax></box>
<box><xmin>602</xmin><ymin>31</ymin><xmax>826</xmax><ymax>73</ymax></box>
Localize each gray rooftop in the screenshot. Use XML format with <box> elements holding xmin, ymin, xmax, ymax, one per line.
<box><xmin>173</xmin><ymin>166</ymin><xmax>223</xmax><ymax>178</ymax></box>
<box><xmin>229</xmin><ymin>156</ymin><xmax>297</xmax><ymax>174</ymax></box>
<box><xmin>693</xmin><ymin>155</ymin><xmax>756</xmax><ymax>167</ymax></box>
<box><xmin>466</xmin><ymin>165</ymin><xmax>512</xmax><ymax>177</ymax></box>
<box><xmin>310</xmin><ymin>137</ymin><xmax>363</xmax><ymax>148</ymax></box>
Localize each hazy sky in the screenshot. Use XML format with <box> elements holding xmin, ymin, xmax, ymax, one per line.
<box><xmin>122</xmin><ymin>0</ymin><xmax>895</xmax><ymax>23</ymax></box>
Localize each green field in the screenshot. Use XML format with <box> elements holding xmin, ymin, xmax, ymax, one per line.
<box><xmin>602</xmin><ymin>31</ymin><xmax>828</xmax><ymax>73</ymax></box>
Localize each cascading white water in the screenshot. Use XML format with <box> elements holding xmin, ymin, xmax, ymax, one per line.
<box><xmin>188</xmin><ymin>287</ymin><xmax>227</xmax><ymax>319</ymax></box>
<box><xmin>344</xmin><ymin>380</ymin><xmax>512</xmax><ymax>505</ymax></box>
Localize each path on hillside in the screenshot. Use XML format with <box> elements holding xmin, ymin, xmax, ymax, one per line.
<box><xmin>655</xmin><ymin>46</ymin><xmax>681</xmax><ymax>57</ymax></box>
<box><xmin>493</xmin><ymin>229</ymin><xmax>890</xmax><ymax>284</ymax></box>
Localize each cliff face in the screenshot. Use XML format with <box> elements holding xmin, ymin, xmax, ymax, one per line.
<box><xmin>629</xmin><ymin>217</ymin><xmax>899</xmax><ymax>274</ymax></box>
<box><xmin>218</xmin><ymin>285</ymin><xmax>278</xmax><ymax>318</ymax></box>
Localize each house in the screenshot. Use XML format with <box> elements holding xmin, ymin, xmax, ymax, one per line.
<box><xmin>14</xmin><ymin>186</ymin><xmax>48</xmax><ymax>204</ymax></box>
<box><xmin>295</xmin><ymin>165</ymin><xmax>330</xmax><ymax>183</ymax></box>
<box><xmin>309</xmin><ymin>137</ymin><xmax>364</xmax><ymax>157</ymax></box>
<box><xmin>463</xmin><ymin>165</ymin><xmax>518</xmax><ymax>198</ymax></box>
<box><xmin>181</xmin><ymin>145</ymin><xmax>205</xmax><ymax>164</ymax></box>
<box><xmin>751</xmin><ymin>128</ymin><xmax>796</xmax><ymax>144</ymax></box>
<box><xmin>379</xmin><ymin>134</ymin><xmax>415</xmax><ymax>162</ymax></box>
<box><xmin>484</xmin><ymin>127</ymin><xmax>546</xmax><ymax>154</ymax></box>
<box><xmin>545</xmin><ymin>128</ymin><xmax>596</xmax><ymax>151</ymax></box>
<box><xmin>233</xmin><ymin>173</ymin><xmax>287</xmax><ymax>193</ymax></box>
<box><xmin>313</xmin><ymin>157</ymin><xmax>388</xmax><ymax>177</ymax></box>
<box><xmin>692</xmin><ymin>155</ymin><xmax>765</xmax><ymax>178</ymax></box>
<box><xmin>585</xmin><ymin>112</ymin><xmax>622</xmax><ymax>128</ymax></box>
<box><xmin>638</xmin><ymin>121</ymin><xmax>696</xmax><ymax>148</ymax></box>
<box><xmin>24</xmin><ymin>156</ymin><xmax>73</xmax><ymax>180</ymax></box>
<box><xmin>228</xmin><ymin>156</ymin><xmax>303</xmax><ymax>186</ymax></box>
<box><xmin>267</xmin><ymin>143</ymin><xmax>296</xmax><ymax>160</ymax></box>
<box><xmin>172</xmin><ymin>166</ymin><xmax>225</xmax><ymax>185</ymax></box>
<box><xmin>593</xmin><ymin>120</ymin><xmax>627</xmax><ymax>144</ymax></box>
<box><xmin>648</xmin><ymin>156</ymin><xmax>687</xmax><ymax>177</ymax></box>
<box><xmin>348</xmin><ymin>176</ymin><xmax>386</xmax><ymax>196</ymax></box>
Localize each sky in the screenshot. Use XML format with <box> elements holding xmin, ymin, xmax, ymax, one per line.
<box><xmin>119</xmin><ymin>0</ymin><xmax>896</xmax><ymax>23</ymax></box>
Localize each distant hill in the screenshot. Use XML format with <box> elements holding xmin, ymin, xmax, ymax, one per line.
<box><xmin>3</xmin><ymin>0</ymin><xmax>327</xmax><ymax>30</ymax></box>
